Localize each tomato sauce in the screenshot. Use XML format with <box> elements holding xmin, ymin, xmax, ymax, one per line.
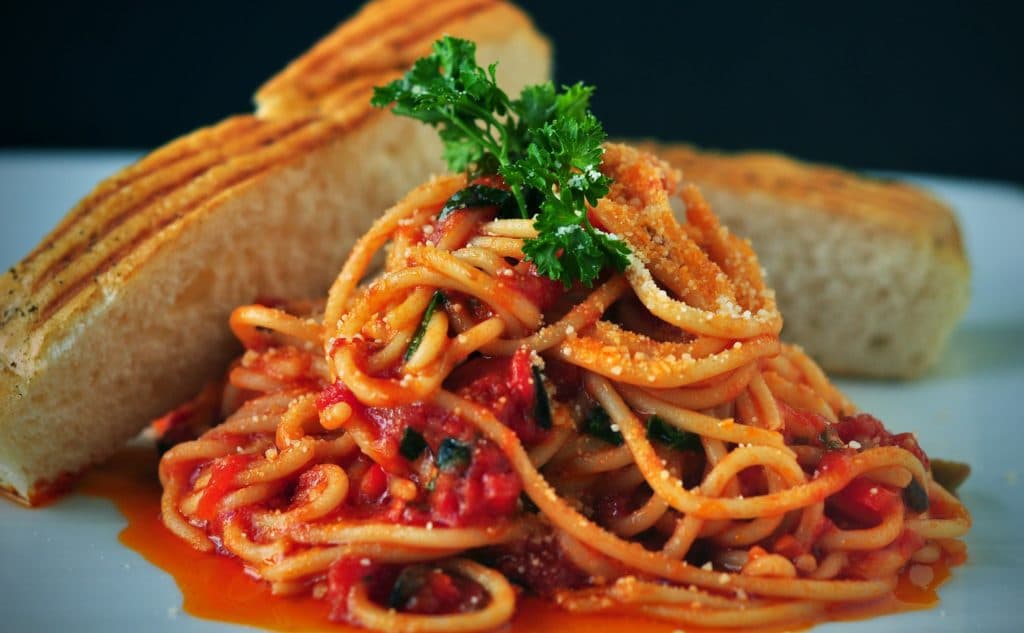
<box><xmin>61</xmin><ymin>446</ymin><xmax>959</xmax><ymax>633</ymax></box>
<box><xmin>195</xmin><ymin>454</ymin><xmax>252</xmax><ymax>521</ymax></box>
<box><xmin>499</xmin><ymin>262</ymin><xmax>564</xmax><ymax>311</ymax></box>
<box><xmin>311</xmin><ymin>350</ymin><xmax>544</xmax><ymax>530</ymax></box>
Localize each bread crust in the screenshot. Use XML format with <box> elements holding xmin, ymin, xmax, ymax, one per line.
<box><xmin>0</xmin><ymin>0</ymin><xmax>550</xmax><ymax>504</ymax></box>
<box><xmin>256</xmin><ymin>0</ymin><xmax>538</xmax><ymax>119</ymax></box>
<box><xmin>649</xmin><ymin>143</ymin><xmax>970</xmax><ymax>378</ymax></box>
<box><xmin>655</xmin><ymin>144</ymin><xmax>966</xmax><ymax>257</ymax></box>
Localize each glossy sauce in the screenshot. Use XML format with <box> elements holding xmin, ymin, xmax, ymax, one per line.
<box><xmin>74</xmin><ymin>447</ymin><xmax>952</xmax><ymax>633</ymax></box>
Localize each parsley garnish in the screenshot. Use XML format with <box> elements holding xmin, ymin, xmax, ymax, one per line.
<box><xmin>439</xmin><ymin>184</ymin><xmax>516</xmax><ymax>220</ymax></box>
<box><xmin>819</xmin><ymin>426</ymin><xmax>844</xmax><ymax>450</ymax></box>
<box><xmin>903</xmin><ymin>478</ymin><xmax>930</xmax><ymax>513</ymax></box>
<box><xmin>404</xmin><ymin>291</ymin><xmax>446</xmax><ymax>362</ymax></box>
<box><xmin>388</xmin><ymin>565</ymin><xmax>429</xmax><ymax>609</ymax></box>
<box><xmin>532</xmin><ymin>366</ymin><xmax>552</xmax><ymax>430</ymax></box>
<box><xmin>436</xmin><ymin>437</ymin><xmax>471</xmax><ymax>470</ymax></box>
<box><xmin>581</xmin><ymin>407</ymin><xmax>624</xmax><ymax>446</ymax></box>
<box><xmin>372</xmin><ymin>36</ymin><xmax>630</xmax><ymax>287</ymax></box>
<box><xmin>399</xmin><ymin>427</ymin><xmax>427</xmax><ymax>461</ymax></box>
<box><xmin>646</xmin><ymin>416</ymin><xmax>701</xmax><ymax>452</ymax></box>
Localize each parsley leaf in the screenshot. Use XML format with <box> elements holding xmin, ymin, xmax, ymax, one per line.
<box><xmin>372</xmin><ymin>36</ymin><xmax>629</xmax><ymax>287</ymax></box>
<box><xmin>399</xmin><ymin>427</ymin><xmax>427</xmax><ymax>461</ymax></box>
<box><xmin>439</xmin><ymin>185</ymin><xmax>517</xmax><ymax>220</ymax></box>
<box><xmin>646</xmin><ymin>416</ymin><xmax>701</xmax><ymax>452</ymax></box>
<box><xmin>582</xmin><ymin>407</ymin><xmax>624</xmax><ymax>446</ymax></box>
<box><xmin>404</xmin><ymin>291</ymin><xmax>446</xmax><ymax>362</ymax></box>
<box><xmin>819</xmin><ymin>426</ymin><xmax>845</xmax><ymax>450</ymax></box>
<box><xmin>389</xmin><ymin>565</ymin><xmax>429</xmax><ymax>609</ymax></box>
<box><xmin>371</xmin><ymin>37</ymin><xmax>513</xmax><ymax>192</ymax></box>
<box><xmin>532</xmin><ymin>366</ymin><xmax>552</xmax><ymax>429</ymax></box>
<box><xmin>903</xmin><ymin>478</ymin><xmax>930</xmax><ymax>513</ymax></box>
<box><xmin>436</xmin><ymin>437</ymin><xmax>471</xmax><ymax>470</ymax></box>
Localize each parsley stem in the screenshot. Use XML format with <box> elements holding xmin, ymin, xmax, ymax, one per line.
<box><xmin>509</xmin><ymin>185</ymin><xmax>529</xmax><ymax>219</ymax></box>
<box><xmin>454</xmin><ymin>103</ymin><xmax>528</xmax><ymax>216</ymax></box>
<box><xmin>447</xmin><ymin>106</ymin><xmax>528</xmax><ymax>217</ymax></box>
<box><xmin>449</xmin><ymin>116</ymin><xmax>502</xmax><ymax>163</ymax></box>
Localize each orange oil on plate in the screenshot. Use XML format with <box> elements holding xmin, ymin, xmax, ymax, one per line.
<box><xmin>69</xmin><ymin>447</ymin><xmax>951</xmax><ymax>633</ymax></box>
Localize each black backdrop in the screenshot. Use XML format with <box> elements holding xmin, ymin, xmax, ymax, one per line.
<box><xmin>2</xmin><ymin>0</ymin><xmax>1020</xmax><ymax>183</ymax></box>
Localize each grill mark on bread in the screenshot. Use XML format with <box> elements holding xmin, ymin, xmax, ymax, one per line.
<box><xmin>276</xmin><ymin>0</ymin><xmax>490</xmax><ymax>81</ymax></box>
<box><xmin>10</xmin><ymin>0</ymin><xmax>524</xmax><ymax>335</ymax></box>
<box><xmin>326</xmin><ymin>0</ymin><xmax>495</xmax><ymax>71</ymax></box>
<box><xmin>655</xmin><ymin>145</ymin><xmax>963</xmax><ymax>252</ymax></box>
<box><xmin>30</xmin><ymin>161</ymin><xmax>219</xmax><ymax>294</ymax></box>
<box><xmin>0</xmin><ymin>0</ymin><xmax>551</xmax><ymax>503</ymax></box>
<box><xmin>257</xmin><ymin>0</ymin><xmax>494</xmax><ymax>111</ymax></box>
<box><xmin>28</xmin><ymin>118</ymin><xmax>314</xmax><ymax>295</ymax></box>
<box><xmin>20</xmin><ymin>118</ymin><xmax>265</xmax><ymax>270</ymax></box>
<box><xmin>32</xmin><ymin>115</ymin><xmax>351</xmax><ymax>326</ymax></box>
<box><xmin>317</xmin><ymin>70</ymin><xmax>403</xmax><ymax>118</ymax></box>
<box><xmin>276</xmin><ymin>0</ymin><xmax>433</xmax><ymax>78</ymax></box>
<box><xmin>647</xmin><ymin>142</ymin><xmax>969</xmax><ymax>378</ymax></box>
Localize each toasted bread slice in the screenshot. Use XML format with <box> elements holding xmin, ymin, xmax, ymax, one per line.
<box><xmin>0</xmin><ymin>0</ymin><xmax>550</xmax><ymax>504</ymax></box>
<box><xmin>256</xmin><ymin>0</ymin><xmax>542</xmax><ymax>120</ymax></box>
<box><xmin>652</xmin><ymin>144</ymin><xmax>969</xmax><ymax>378</ymax></box>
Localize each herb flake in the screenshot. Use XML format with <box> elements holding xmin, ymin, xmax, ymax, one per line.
<box><xmin>582</xmin><ymin>407</ymin><xmax>623</xmax><ymax>446</ymax></box>
<box><xmin>439</xmin><ymin>184</ymin><xmax>517</xmax><ymax>220</ymax></box>
<box><xmin>532</xmin><ymin>366</ymin><xmax>552</xmax><ymax>430</ymax></box>
<box><xmin>437</xmin><ymin>437</ymin><xmax>471</xmax><ymax>470</ymax></box>
<box><xmin>404</xmin><ymin>291</ymin><xmax>446</xmax><ymax>362</ymax></box>
<box><xmin>399</xmin><ymin>427</ymin><xmax>427</xmax><ymax>461</ymax></box>
<box><xmin>646</xmin><ymin>416</ymin><xmax>701</xmax><ymax>452</ymax></box>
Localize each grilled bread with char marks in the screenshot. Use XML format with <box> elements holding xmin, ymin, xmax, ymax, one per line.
<box><xmin>0</xmin><ymin>0</ymin><xmax>970</xmax><ymax>504</ymax></box>
<box><xmin>0</xmin><ymin>0</ymin><xmax>550</xmax><ymax>504</ymax></box>
<box><xmin>652</xmin><ymin>144</ymin><xmax>969</xmax><ymax>378</ymax></box>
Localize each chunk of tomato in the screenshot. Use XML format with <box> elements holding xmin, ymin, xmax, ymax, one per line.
<box><xmin>829</xmin><ymin>477</ymin><xmax>901</xmax><ymax>526</ymax></box>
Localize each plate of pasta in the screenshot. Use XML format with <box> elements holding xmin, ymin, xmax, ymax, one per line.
<box><xmin>2</xmin><ymin>163</ymin><xmax>1021</xmax><ymax>633</ymax></box>
<box><xmin>1</xmin><ymin>39</ymin><xmax>1022</xmax><ymax>633</ymax></box>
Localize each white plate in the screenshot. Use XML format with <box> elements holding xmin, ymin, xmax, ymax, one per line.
<box><xmin>1</xmin><ymin>152</ymin><xmax>1021</xmax><ymax>631</ymax></box>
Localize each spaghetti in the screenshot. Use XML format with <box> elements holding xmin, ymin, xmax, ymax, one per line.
<box><xmin>158</xmin><ymin>143</ymin><xmax>970</xmax><ymax>631</ymax></box>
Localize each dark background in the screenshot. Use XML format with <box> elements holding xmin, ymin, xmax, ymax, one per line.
<box><xmin>2</xmin><ymin>1</ymin><xmax>1020</xmax><ymax>183</ymax></box>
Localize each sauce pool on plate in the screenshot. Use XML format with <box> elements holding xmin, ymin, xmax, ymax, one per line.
<box><xmin>72</xmin><ymin>446</ymin><xmax>952</xmax><ymax>633</ymax></box>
